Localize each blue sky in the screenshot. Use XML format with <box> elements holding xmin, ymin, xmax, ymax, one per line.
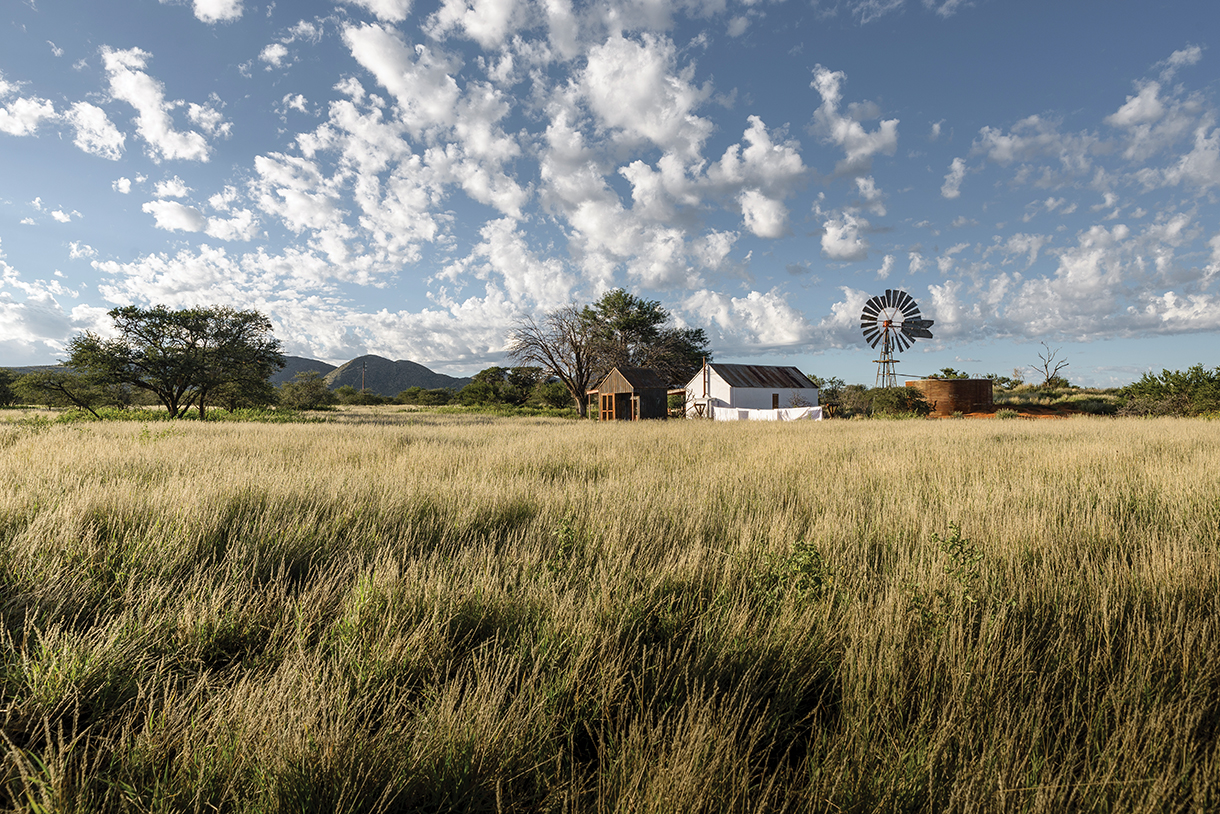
<box><xmin>2</xmin><ymin>0</ymin><xmax>1218</xmax><ymax>386</ymax></box>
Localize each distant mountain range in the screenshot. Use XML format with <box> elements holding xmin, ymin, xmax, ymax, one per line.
<box><xmin>7</xmin><ymin>355</ymin><xmax>473</xmax><ymax>398</ymax></box>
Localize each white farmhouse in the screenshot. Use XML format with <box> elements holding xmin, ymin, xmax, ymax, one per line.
<box><xmin>684</xmin><ymin>362</ymin><xmax>820</xmax><ymax>419</ymax></box>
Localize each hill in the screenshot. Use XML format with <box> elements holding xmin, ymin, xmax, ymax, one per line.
<box><xmin>4</xmin><ymin>355</ymin><xmax>470</xmax><ymax>398</ymax></box>
<box><xmin>324</xmin><ymin>355</ymin><xmax>471</xmax><ymax>396</ymax></box>
<box><xmin>270</xmin><ymin>356</ymin><xmax>337</xmax><ymax>386</ymax></box>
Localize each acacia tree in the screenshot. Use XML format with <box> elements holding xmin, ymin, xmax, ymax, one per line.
<box><xmin>67</xmin><ymin>305</ymin><xmax>285</xmax><ymax>418</ymax></box>
<box><xmin>506</xmin><ymin>305</ymin><xmax>597</xmax><ymax>416</ymax></box>
<box><xmin>582</xmin><ymin>289</ymin><xmax>710</xmax><ymax>386</ymax></box>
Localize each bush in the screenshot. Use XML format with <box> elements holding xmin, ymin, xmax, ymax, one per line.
<box><xmin>279</xmin><ymin>371</ymin><xmax>338</xmax><ymax>410</ymax></box>
<box><xmin>868</xmin><ymin>386</ymin><xmax>931</xmax><ymax>417</ymax></box>
<box><xmin>395</xmin><ymin>387</ymin><xmax>455</xmax><ymax>406</ymax></box>
<box><xmin>1120</xmin><ymin>365</ymin><xmax>1220</xmax><ymax>416</ymax></box>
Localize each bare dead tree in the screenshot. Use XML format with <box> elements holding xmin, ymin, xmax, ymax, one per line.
<box><xmin>1035</xmin><ymin>342</ymin><xmax>1070</xmax><ymax>386</ymax></box>
<box><xmin>506</xmin><ymin>305</ymin><xmax>597</xmax><ymax>416</ymax></box>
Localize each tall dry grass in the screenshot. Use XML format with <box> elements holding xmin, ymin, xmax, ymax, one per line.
<box><xmin>1</xmin><ymin>413</ymin><xmax>1218</xmax><ymax>812</ymax></box>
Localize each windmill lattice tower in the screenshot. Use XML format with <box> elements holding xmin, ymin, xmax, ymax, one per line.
<box><xmin>860</xmin><ymin>289</ymin><xmax>934</xmax><ymax>388</ymax></box>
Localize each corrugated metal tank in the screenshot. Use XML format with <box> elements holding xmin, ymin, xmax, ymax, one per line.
<box><xmin>905</xmin><ymin>379</ymin><xmax>994</xmax><ymax>416</ymax></box>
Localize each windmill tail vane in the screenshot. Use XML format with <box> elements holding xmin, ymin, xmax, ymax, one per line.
<box><xmin>860</xmin><ymin>289</ymin><xmax>934</xmax><ymax>388</ymax></box>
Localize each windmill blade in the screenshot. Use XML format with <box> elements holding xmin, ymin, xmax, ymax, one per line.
<box><xmin>861</xmin><ymin>306</ymin><xmax>880</xmax><ymax>322</ymax></box>
<box><xmin>862</xmin><ymin>329</ymin><xmax>880</xmax><ymax>346</ymax></box>
<box><xmin>868</xmin><ymin>331</ymin><xmax>883</xmax><ymax>348</ymax></box>
<box><xmin>901</xmin><ymin>327</ymin><xmax>934</xmax><ymax>340</ymax></box>
<box><xmin>884</xmin><ymin>289</ymin><xmax>895</xmax><ymax>309</ymax></box>
<box><xmin>896</xmin><ymin>333</ymin><xmax>911</xmax><ymax>352</ymax></box>
<box><xmin>894</xmin><ymin>290</ymin><xmax>913</xmax><ymax>312</ymax></box>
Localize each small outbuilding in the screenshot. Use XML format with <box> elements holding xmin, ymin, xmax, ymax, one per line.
<box><xmin>684</xmin><ymin>362</ymin><xmax>819</xmax><ymax>418</ymax></box>
<box><xmin>587</xmin><ymin>367</ymin><xmax>670</xmax><ymax>420</ymax></box>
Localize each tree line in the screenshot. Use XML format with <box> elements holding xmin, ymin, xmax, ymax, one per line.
<box><xmin>0</xmin><ymin>291</ymin><xmax>711</xmax><ymax>418</ymax></box>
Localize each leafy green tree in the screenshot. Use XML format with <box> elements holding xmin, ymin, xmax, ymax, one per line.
<box><xmin>1121</xmin><ymin>364</ymin><xmax>1220</xmax><ymax>416</ymax></box>
<box><xmin>279</xmin><ymin>371</ymin><xmax>337</xmax><ymax>410</ymax></box>
<box><xmin>929</xmin><ymin>367</ymin><xmax>969</xmax><ymax>380</ymax></box>
<box><xmin>395</xmin><ymin>387</ymin><xmax>454</xmax><ymax>405</ymax></box>
<box><xmin>533</xmin><ymin>380</ymin><xmax>573</xmax><ymax>409</ymax></box>
<box><xmin>806</xmin><ymin>375</ymin><xmax>845</xmax><ymax>408</ymax></box>
<box><xmin>12</xmin><ymin>369</ymin><xmax>124</xmax><ymax>418</ymax></box>
<box><xmin>869</xmin><ymin>386</ymin><xmax>931</xmax><ymax>417</ymax></box>
<box><xmin>582</xmin><ymin>289</ymin><xmax>710</xmax><ymax>387</ymax></box>
<box><xmin>0</xmin><ymin>368</ymin><xmax>16</xmax><ymax>406</ymax></box>
<box><xmin>67</xmin><ymin>305</ymin><xmax>284</xmax><ymax>418</ymax></box>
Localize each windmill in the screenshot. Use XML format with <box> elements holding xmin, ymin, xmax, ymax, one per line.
<box><xmin>860</xmin><ymin>289</ymin><xmax>934</xmax><ymax>387</ymax></box>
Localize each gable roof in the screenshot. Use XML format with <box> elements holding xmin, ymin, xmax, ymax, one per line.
<box><xmin>595</xmin><ymin>366</ymin><xmax>669</xmax><ymax>392</ymax></box>
<box><xmin>710</xmin><ymin>364</ymin><xmax>815</xmax><ymax>390</ymax></box>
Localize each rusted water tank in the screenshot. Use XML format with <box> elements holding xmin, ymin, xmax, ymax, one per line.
<box><xmin>905</xmin><ymin>379</ymin><xmax>994</xmax><ymax>416</ymax></box>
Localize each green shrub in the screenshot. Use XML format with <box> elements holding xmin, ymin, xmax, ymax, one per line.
<box><xmin>868</xmin><ymin>386</ymin><xmax>931</xmax><ymax>417</ymax></box>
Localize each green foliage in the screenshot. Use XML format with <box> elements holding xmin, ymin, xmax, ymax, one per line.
<box><xmin>582</xmin><ymin>289</ymin><xmax>710</xmax><ymax>387</ymax></box>
<box><xmin>995</xmin><ymin>408</ymin><xmax>1019</xmax><ymax>420</ymax></box>
<box><xmin>395</xmin><ymin>386</ymin><xmax>455</xmax><ymax>405</ymax></box>
<box><xmin>0</xmin><ymin>368</ymin><xmax>16</xmax><ymax>406</ymax></box>
<box><xmin>66</xmin><ymin>304</ymin><xmax>284</xmax><ymax>418</ymax></box>
<box><xmin>806</xmin><ymin>374</ymin><xmax>845</xmax><ymax>409</ymax></box>
<box><xmin>1120</xmin><ymin>364</ymin><xmax>1220</xmax><ymax>416</ymax></box>
<box><xmin>334</xmin><ymin>385</ymin><xmax>390</xmax><ymax>405</ymax></box>
<box><xmin>751</xmin><ymin>539</ymin><xmax>834</xmax><ymax>607</ymax></box>
<box><xmin>927</xmin><ymin>367</ymin><xmax>969</xmax><ymax>379</ymax></box>
<box><xmin>910</xmin><ymin>523</ymin><xmax>986</xmax><ymax>629</ymax></box>
<box><xmin>868</xmin><ymin>386</ymin><xmax>931</xmax><ymax>417</ymax></box>
<box><xmin>533</xmin><ymin>380</ymin><xmax>572</xmax><ymax>409</ymax></box>
<box><xmin>279</xmin><ymin>371</ymin><xmax>338</xmax><ymax>410</ymax></box>
<box><xmin>13</xmin><ymin>369</ymin><xmax>128</xmax><ymax>417</ymax></box>
<box><xmin>836</xmin><ymin>383</ymin><xmax>871</xmax><ymax>417</ymax></box>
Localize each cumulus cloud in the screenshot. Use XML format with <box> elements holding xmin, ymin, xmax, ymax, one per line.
<box><xmin>64</xmin><ymin>102</ymin><xmax>126</xmax><ymax>159</ymax></box>
<box><xmin>341</xmin><ymin>0</ymin><xmax>414</xmax><ymax>23</ymax></box>
<box><xmin>811</xmin><ymin>65</ymin><xmax>898</xmax><ymax>176</ymax></box>
<box><xmin>738</xmin><ymin>189</ymin><xmax>788</xmax><ymax>238</ymax></box>
<box><xmin>427</xmin><ymin>0</ymin><xmax>524</xmax><ymax>49</ymax></box>
<box><xmin>941</xmin><ymin>156</ymin><xmax>965</xmax><ymax>198</ymax></box>
<box><xmin>102</xmin><ymin>47</ymin><xmax>212</xmax><ymax>162</ymax></box>
<box><xmin>260</xmin><ymin>43</ymin><xmax>290</xmax><ymax>68</ymax></box>
<box><xmin>1156</xmin><ymin>44</ymin><xmax>1202</xmax><ymax>82</ymax></box>
<box><xmin>143</xmin><ymin>199</ymin><xmax>208</xmax><ymax>232</ymax></box>
<box><xmin>172</xmin><ymin>0</ymin><xmax>243</xmax><ymax>23</ymax></box>
<box><xmin>581</xmin><ymin>34</ymin><xmax>713</xmax><ymax>160</ymax></box>
<box><xmin>821</xmin><ymin>210</ymin><xmax>869</xmax><ymax>261</ymax></box>
<box><xmin>154</xmin><ymin>175</ymin><xmax>191</xmax><ymax>198</ymax></box>
<box><xmin>683</xmin><ymin>288</ymin><xmax>812</xmax><ymax>351</ymax></box>
<box><xmin>113</xmin><ymin>177</ymin><xmax>133</xmax><ymax>194</ymax></box>
<box><xmin>0</xmin><ymin>89</ymin><xmax>57</xmax><ymax>136</ymax></box>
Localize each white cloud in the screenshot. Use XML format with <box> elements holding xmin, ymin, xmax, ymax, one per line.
<box><xmin>343</xmin><ymin>24</ymin><xmax>461</xmax><ymax>135</ymax></box>
<box><xmin>154</xmin><ymin>176</ymin><xmax>192</xmax><ymax>198</ymax></box>
<box><xmin>102</xmin><ymin>47</ymin><xmax>212</xmax><ymax>162</ymax></box>
<box><xmin>821</xmin><ymin>210</ymin><xmax>869</xmax><ymax>261</ymax></box>
<box><xmin>922</xmin><ymin>0</ymin><xmax>969</xmax><ymax>17</ymax></box>
<box><xmin>69</xmin><ymin>242</ymin><xmax>97</xmax><ymax>259</ymax></box>
<box><xmin>341</xmin><ymin>0</ymin><xmax>413</xmax><ymax>22</ymax></box>
<box><xmin>855</xmin><ymin>175</ymin><xmax>885</xmax><ymax>215</ymax></box>
<box><xmin>581</xmin><ymin>34</ymin><xmax>713</xmax><ymax>160</ymax></box>
<box><xmin>427</xmin><ymin>0</ymin><xmax>523</xmax><ymax>49</ymax></box>
<box><xmin>50</xmin><ymin>209</ymin><xmax>78</xmax><ymax>223</ymax></box>
<box><xmin>190</xmin><ymin>0</ymin><xmax>243</xmax><ymax>23</ymax></box>
<box><xmin>143</xmin><ymin>199</ymin><xmax>208</xmax><ymax>232</ymax></box>
<box><xmin>64</xmin><ymin>102</ymin><xmax>126</xmax><ymax>159</ymax></box>
<box><xmin>941</xmin><ymin>156</ymin><xmax>965</xmax><ymax>198</ymax></box>
<box><xmin>113</xmin><ymin>177</ymin><xmax>133</xmax><ymax>194</ymax></box>
<box><xmin>260</xmin><ymin>43</ymin><xmax>290</xmax><ymax>68</ymax></box>
<box><xmin>0</xmin><ymin>94</ymin><xmax>57</xmax><ymax>136</ymax></box>
<box><xmin>727</xmin><ymin>16</ymin><xmax>749</xmax><ymax>36</ymax></box>
<box><xmin>738</xmin><ymin>189</ymin><xmax>788</xmax><ymax>238</ymax></box>
<box><xmin>205</xmin><ymin>209</ymin><xmax>260</xmax><ymax>241</ymax></box>
<box><xmin>683</xmin><ymin>288</ymin><xmax>812</xmax><ymax>351</ymax></box>
<box><xmin>1157</xmin><ymin>44</ymin><xmax>1202</xmax><ymax>82</ymax></box>
<box><xmin>811</xmin><ymin>65</ymin><xmax>898</xmax><ymax>176</ymax></box>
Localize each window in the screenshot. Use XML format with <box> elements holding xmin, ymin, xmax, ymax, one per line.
<box><xmin>772</xmin><ymin>393</ymin><xmax>779</xmax><ymax>409</ymax></box>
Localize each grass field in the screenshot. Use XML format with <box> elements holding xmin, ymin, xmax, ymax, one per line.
<box><xmin>1</xmin><ymin>411</ymin><xmax>1218</xmax><ymax>812</ymax></box>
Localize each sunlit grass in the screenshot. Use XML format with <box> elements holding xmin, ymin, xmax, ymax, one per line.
<box><xmin>2</xmin><ymin>415</ymin><xmax>1218</xmax><ymax>811</ymax></box>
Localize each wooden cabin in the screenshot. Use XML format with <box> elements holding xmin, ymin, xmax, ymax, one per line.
<box><xmin>587</xmin><ymin>367</ymin><xmax>670</xmax><ymax>420</ymax></box>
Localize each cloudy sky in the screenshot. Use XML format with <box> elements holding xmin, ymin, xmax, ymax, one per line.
<box><xmin>2</xmin><ymin>0</ymin><xmax>1218</xmax><ymax>385</ymax></box>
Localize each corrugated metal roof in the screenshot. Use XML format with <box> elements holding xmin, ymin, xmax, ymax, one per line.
<box><xmin>711</xmin><ymin>363</ymin><xmax>816</xmax><ymax>390</ymax></box>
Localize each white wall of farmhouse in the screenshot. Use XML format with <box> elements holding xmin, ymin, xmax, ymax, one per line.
<box><xmin>684</xmin><ymin>364</ymin><xmax>818</xmax><ymax>416</ymax></box>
